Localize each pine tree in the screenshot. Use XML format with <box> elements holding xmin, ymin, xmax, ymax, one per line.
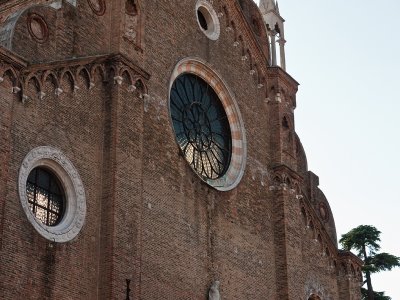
<box><xmin>340</xmin><ymin>225</ymin><xmax>400</xmax><ymax>300</ymax></box>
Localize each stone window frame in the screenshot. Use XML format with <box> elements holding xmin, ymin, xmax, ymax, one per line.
<box><xmin>27</xmin><ymin>13</ymin><xmax>49</xmax><ymax>43</ymax></box>
<box><xmin>169</xmin><ymin>58</ymin><xmax>247</xmax><ymax>191</ymax></box>
<box><xmin>18</xmin><ymin>146</ymin><xmax>86</xmax><ymax>243</ymax></box>
<box><xmin>195</xmin><ymin>0</ymin><xmax>221</xmax><ymax>41</ymax></box>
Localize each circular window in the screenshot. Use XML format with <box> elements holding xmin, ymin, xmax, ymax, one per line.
<box><xmin>170</xmin><ymin>74</ymin><xmax>232</xmax><ymax>180</ymax></box>
<box><xmin>87</xmin><ymin>0</ymin><xmax>106</xmax><ymax>16</ymax></box>
<box><xmin>19</xmin><ymin>146</ymin><xmax>86</xmax><ymax>242</ymax></box>
<box><xmin>27</xmin><ymin>167</ymin><xmax>65</xmax><ymax>226</ymax></box>
<box><xmin>169</xmin><ymin>58</ymin><xmax>247</xmax><ymax>191</ymax></box>
<box><xmin>27</xmin><ymin>13</ymin><xmax>49</xmax><ymax>43</ymax></box>
<box><xmin>195</xmin><ymin>0</ymin><xmax>220</xmax><ymax>40</ymax></box>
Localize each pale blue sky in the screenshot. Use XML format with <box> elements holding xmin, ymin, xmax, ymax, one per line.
<box><xmin>256</xmin><ymin>0</ymin><xmax>400</xmax><ymax>298</ymax></box>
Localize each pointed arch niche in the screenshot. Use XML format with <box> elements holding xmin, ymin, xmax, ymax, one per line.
<box><xmin>123</xmin><ymin>0</ymin><xmax>143</xmax><ymax>50</ymax></box>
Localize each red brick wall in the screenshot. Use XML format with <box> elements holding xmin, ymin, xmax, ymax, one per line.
<box><xmin>0</xmin><ymin>64</ymin><xmax>107</xmax><ymax>299</ymax></box>
<box><xmin>0</xmin><ymin>1</ymin><xmax>362</xmax><ymax>299</ymax></box>
<box><xmin>0</xmin><ymin>76</ymin><xmax>15</xmax><ymax>251</ymax></box>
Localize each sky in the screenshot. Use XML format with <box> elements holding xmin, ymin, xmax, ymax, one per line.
<box><xmin>256</xmin><ymin>0</ymin><xmax>400</xmax><ymax>298</ymax></box>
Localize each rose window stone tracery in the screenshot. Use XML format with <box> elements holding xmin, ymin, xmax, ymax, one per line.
<box><xmin>170</xmin><ymin>73</ymin><xmax>232</xmax><ymax>180</ymax></box>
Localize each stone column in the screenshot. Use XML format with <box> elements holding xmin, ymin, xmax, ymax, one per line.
<box><xmin>278</xmin><ymin>37</ymin><xmax>286</xmax><ymax>70</ymax></box>
<box><xmin>270</xmin><ymin>30</ymin><xmax>277</xmax><ymax>66</ymax></box>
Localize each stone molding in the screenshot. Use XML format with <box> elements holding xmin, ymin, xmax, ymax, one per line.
<box><xmin>269</xmin><ymin>164</ymin><xmax>303</xmax><ymax>192</ymax></box>
<box><xmin>18</xmin><ymin>146</ymin><xmax>86</xmax><ymax>243</ymax></box>
<box><xmin>0</xmin><ymin>52</ymin><xmax>150</xmax><ymax>103</ymax></box>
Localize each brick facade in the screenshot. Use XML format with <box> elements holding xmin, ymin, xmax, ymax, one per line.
<box><xmin>0</xmin><ymin>0</ymin><xmax>362</xmax><ymax>299</ymax></box>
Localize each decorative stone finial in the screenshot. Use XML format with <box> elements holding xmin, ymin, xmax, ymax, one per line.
<box><xmin>259</xmin><ymin>0</ymin><xmax>277</xmax><ymax>13</ymax></box>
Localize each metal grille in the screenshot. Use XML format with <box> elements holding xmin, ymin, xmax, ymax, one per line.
<box><xmin>26</xmin><ymin>168</ymin><xmax>64</xmax><ymax>226</ymax></box>
<box><xmin>170</xmin><ymin>74</ymin><xmax>232</xmax><ymax>180</ymax></box>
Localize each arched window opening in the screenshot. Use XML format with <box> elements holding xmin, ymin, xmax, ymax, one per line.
<box><xmin>301</xmin><ymin>207</ymin><xmax>307</xmax><ymax>225</ymax></box>
<box><xmin>123</xmin><ymin>0</ymin><xmax>142</xmax><ymax>46</ymax></box>
<box><xmin>252</xmin><ymin>18</ymin><xmax>261</xmax><ymax>36</ymax></box>
<box><xmin>125</xmin><ymin>0</ymin><xmax>138</xmax><ymax>16</ymax></box>
<box><xmin>325</xmin><ymin>247</ymin><xmax>330</xmax><ymax>257</ymax></box>
<box><xmin>282</xmin><ymin>116</ymin><xmax>289</xmax><ymax>128</ymax></box>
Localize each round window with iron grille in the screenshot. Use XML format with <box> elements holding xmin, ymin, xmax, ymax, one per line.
<box><xmin>26</xmin><ymin>167</ymin><xmax>65</xmax><ymax>227</ymax></box>
<box><xmin>170</xmin><ymin>74</ymin><xmax>232</xmax><ymax>180</ymax></box>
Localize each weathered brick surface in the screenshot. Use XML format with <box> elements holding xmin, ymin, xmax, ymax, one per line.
<box><xmin>0</xmin><ymin>1</ymin><xmax>362</xmax><ymax>299</ymax></box>
<box><xmin>0</xmin><ymin>57</ymin><xmax>109</xmax><ymax>298</ymax></box>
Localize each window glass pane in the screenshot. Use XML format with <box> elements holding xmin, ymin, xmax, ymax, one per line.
<box><xmin>170</xmin><ymin>74</ymin><xmax>232</xmax><ymax>180</ymax></box>
<box><xmin>26</xmin><ymin>167</ymin><xmax>65</xmax><ymax>227</ymax></box>
<box><xmin>35</xmin><ymin>206</ymin><xmax>47</xmax><ymax>224</ymax></box>
<box><xmin>49</xmin><ymin>179</ymin><xmax>61</xmax><ymax>194</ymax></box>
<box><xmin>37</xmin><ymin>168</ymin><xmax>50</xmax><ymax>190</ymax></box>
<box><xmin>49</xmin><ymin>194</ymin><xmax>62</xmax><ymax>213</ymax></box>
<box><xmin>28</xmin><ymin>202</ymin><xmax>34</xmax><ymax>212</ymax></box>
<box><xmin>27</xmin><ymin>168</ymin><xmax>37</xmax><ymax>183</ymax></box>
<box><xmin>27</xmin><ymin>182</ymin><xmax>36</xmax><ymax>203</ymax></box>
<box><xmin>48</xmin><ymin>212</ymin><xmax>59</xmax><ymax>226</ymax></box>
<box><xmin>35</xmin><ymin>187</ymin><xmax>49</xmax><ymax>208</ymax></box>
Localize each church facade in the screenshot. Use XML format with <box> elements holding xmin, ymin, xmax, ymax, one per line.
<box><xmin>0</xmin><ymin>0</ymin><xmax>362</xmax><ymax>299</ymax></box>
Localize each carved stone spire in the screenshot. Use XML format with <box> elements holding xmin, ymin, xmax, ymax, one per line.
<box><xmin>259</xmin><ymin>0</ymin><xmax>287</xmax><ymax>70</ymax></box>
<box><xmin>259</xmin><ymin>0</ymin><xmax>277</xmax><ymax>14</ymax></box>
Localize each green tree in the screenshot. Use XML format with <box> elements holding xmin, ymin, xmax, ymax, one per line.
<box><xmin>361</xmin><ymin>288</ymin><xmax>391</xmax><ymax>300</ymax></box>
<box><xmin>339</xmin><ymin>225</ymin><xmax>400</xmax><ymax>300</ymax></box>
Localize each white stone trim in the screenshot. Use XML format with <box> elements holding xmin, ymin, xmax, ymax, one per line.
<box><xmin>18</xmin><ymin>146</ymin><xmax>86</xmax><ymax>243</ymax></box>
<box><xmin>195</xmin><ymin>0</ymin><xmax>220</xmax><ymax>41</ymax></box>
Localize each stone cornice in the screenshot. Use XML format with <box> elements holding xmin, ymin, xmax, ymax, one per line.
<box><xmin>272</xmin><ymin>164</ymin><xmax>303</xmax><ymax>182</ymax></box>
<box><xmin>268</xmin><ymin>164</ymin><xmax>303</xmax><ymax>195</ymax></box>
<box><xmin>0</xmin><ymin>49</ymin><xmax>150</xmax><ymax>102</ymax></box>
<box><xmin>338</xmin><ymin>250</ymin><xmax>364</xmax><ymax>266</ymax></box>
<box><xmin>267</xmin><ymin>66</ymin><xmax>299</xmax><ymax>91</ymax></box>
<box><xmin>266</xmin><ymin>66</ymin><xmax>299</xmax><ymax>107</ymax></box>
<box><xmin>0</xmin><ymin>47</ymin><xmax>27</xmax><ymax>69</ymax></box>
<box><xmin>22</xmin><ymin>53</ymin><xmax>150</xmax><ymax>80</ymax></box>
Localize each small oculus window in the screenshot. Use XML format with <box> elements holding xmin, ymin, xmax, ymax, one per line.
<box><xmin>27</xmin><ymin>13</ymin><xmax>49</xmax><ymax>43</ymax></box>
<box><xmin>195</xmin><ymin>0</ymin><xmax>220</xmax><ymax>40</ymax></box>
<box><xmin>19</xmin><ymin>146</ymin><xmax>86</xmax><ymax>243</ymax></box>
